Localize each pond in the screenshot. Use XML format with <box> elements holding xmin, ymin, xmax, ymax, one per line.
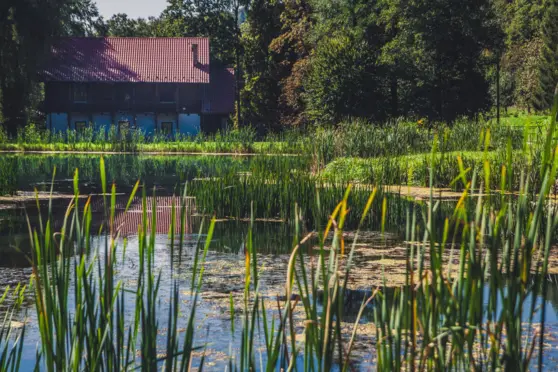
<box><xmin>1</xmin><ymin>153</ymin><xmax>558</xmax><ymax>369</ymax></box>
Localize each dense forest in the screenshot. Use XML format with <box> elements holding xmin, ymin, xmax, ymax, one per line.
<box><xmin>0</xmin><ymin>0</ymin><xmax>555</xmax><ymax>132</ymax></box>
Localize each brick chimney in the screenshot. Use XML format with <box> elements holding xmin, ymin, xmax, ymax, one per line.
<box><xmin>192</xmin><ymin>43</ymin><xmax>199</xmax><ymax>66</ymax></box>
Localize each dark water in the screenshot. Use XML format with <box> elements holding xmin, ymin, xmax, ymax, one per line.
<box><xmin>7</xmin><ymin>227</ymin><xmax>558</xmax><ymax>370</ymax></box>
<box><xmin>1</xmin><ymin>154</ymin><xmax>558</xmax><ymax>369</ymax></box>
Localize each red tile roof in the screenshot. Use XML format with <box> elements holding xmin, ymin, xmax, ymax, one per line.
<box><xmin>207</xmin><ymin>68</ymin><xmax>236</xmax><ymax>114</ymax></box>
<box><xmin>42</xmin><ymin>37</ymin><xmax>210</xmax><ymax>83</ymax></box>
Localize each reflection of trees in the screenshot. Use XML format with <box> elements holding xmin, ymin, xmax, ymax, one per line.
<box><xmin>10</xmin><ymin>155</ymin><xmax>253</xmax><ymax>194</ymax></box>
<box><xmin>0</xmin><ymin>157</ymin><xmax>18</xmax><ymax>195</ymax></box>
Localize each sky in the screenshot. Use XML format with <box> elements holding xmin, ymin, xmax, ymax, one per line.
<box><xmin>95</xmin><ymin>0</ymin><xmax>168</xmax><ymax>19</ymax></box>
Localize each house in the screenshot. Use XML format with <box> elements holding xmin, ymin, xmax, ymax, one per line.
<box><xmin>42</xmin><ymin>37</ymin><xmax>235</xmax><ymax>136</ymax></box>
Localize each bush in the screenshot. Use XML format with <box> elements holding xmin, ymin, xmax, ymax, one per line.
<box><xmin>17</xmin><ymin>123</ymin><xmax>45</xmax><ymax>144</ymax></box>
<box><xmin>0</xmin><ymin>125</ymin><xmax>8</xmax><ymax>144</ymax></box>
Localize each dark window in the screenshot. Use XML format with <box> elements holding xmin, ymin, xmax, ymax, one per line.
<box><xmin>75</xmin><ymin>121</ymin><xmax>87</xmax><ymax>132</ymax></box>
<box><xmin>159</xmin><ymin>85</ymin><xmax>176</xmax><ymax>103</ymax></box>
<box><xmin>161</xmin><ymin>122</ymin><xmax>173</xmax><ymax>134</ymax></box>
<box><xmin>73</xmin><ymin>84</ymin><xmax>88</xmax><ymax>103</ymax></box>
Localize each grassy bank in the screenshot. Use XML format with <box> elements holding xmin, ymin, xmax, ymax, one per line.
<box><xmin>0</xmin><ymin>141</ymin><xmax>301</xmax><ymax>154</ymax></box>
<box><xmin>0</xmin><ymin>115</ymin><xmax>538</xmax><ymax>157</ymax></box>
<box><xmin>321</xmin><ymin>149</ymin><xmax>539</xmax><ymax>189</ymax></box>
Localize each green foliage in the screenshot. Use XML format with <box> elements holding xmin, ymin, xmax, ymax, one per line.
<box><xmin>0</xmin><ymin>0</ymin><xmax>103</xmax><ymax>134</ymax></box>
<box><xmin>321</xmin><ymin>150</ymin><xmax>533</xmax><ymax>188</ymax></box>
<box><xmin>17</xmin><ymin>123</ymin><xmax>45</xmax><ymax>144</ymax></box>
<box><xmin>240</xmin><ymin>0</ymin><xmax>283</xmax><ymax>129</ymax></box>
<box><xmin>102</xmin><ymin>13</ymin><xmax>161</xmax><ymax>37</ymax></box>
<box><xmin>160</xmin><ymin>0</ymin><xmax>237</xmax><ymax>64</ymax></box>
<box><xmin>535</xmin><ymin>0</ymin><xmax>558</xmax><ymax>110</ymax></box>
<box><xmin>0</xmin><ymin>156</ymin><xmax>17</xmax><ymax>195</ymax></box>
<box><xmin>310</xmin><ymin>118</ymin><xmax>525</xmax><ymax>165</ymax></box>
<box><xmin>501</xmin><ymin>0</ymin><xmax>544</xmax><ymax>45</ymax></box>
<box><xmin>1</xmin><ymin>134</ymin><xmax>557</xmax><ymax>369</ymax></box>
<box><xmin>305</xmin><ymin>32</ymin><xmax>384</xmax><ymax>122</ymax></box>
<box><xmin>0</xmin><ymin>125</ymin><xmax>8</xmax><ymax>144</ymax></box>
<box><xmin>387</xmin><ymin>0</ymin><xmax>501</xmax><ymax>121</ymax></box>
<box><xmin>269</xmin><ymin>0</ymin><xmax>314</xmax><ymax>127</ymax></box>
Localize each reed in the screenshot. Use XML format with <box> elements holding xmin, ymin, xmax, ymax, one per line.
<box><xmin>372</xmin><ymin>91</ymin><xmax>558</xmax><ymax>371</ymax></box>
<box><xmin>15</xmin><ymin>159</ymin><xmax>217</xmax><ymax>370</ymax></box>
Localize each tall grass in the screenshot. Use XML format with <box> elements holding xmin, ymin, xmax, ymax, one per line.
<box><xmin>16</xmin><ymin>160</ymin><xmax>218</xmax><ymax>370</ymax></box>
<box><xmin>373</xmin><ymin>91</ymin><xmax>558</xmax><ymax>371</ymax></box>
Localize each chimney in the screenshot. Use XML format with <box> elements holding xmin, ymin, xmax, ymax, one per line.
<box><xmin>192</xmin><ymin>43</ymin><xmax>199</xmax><ymax>66</ymax></box>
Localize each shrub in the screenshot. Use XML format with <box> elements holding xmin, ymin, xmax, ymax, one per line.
<box><xmin>0</xmin><ymin>125</ymin><xmax>8</xmax><ymax>144</ymax></box>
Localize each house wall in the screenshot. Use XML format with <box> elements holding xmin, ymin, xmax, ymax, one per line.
<box><xmin>48</xmin><ymin>113</ymin><xmax>68</xmax><ymax>132</ymax></box>
<box><xmin>178</xmin><ymin>114</ymin><xmax>201</xmax><ymax>135</ymax></box>
<box><xmin>92</xmin><ymin>113</ymin><xmax>111</xmax><ymax>133</ymax></box>
<box><xmin>44</xmin><ymin>82</ymin><xmax>216</xmax><ymax>136</ymax></box>
<box><xmin>137</xmin><ymin>113</ymin><xmax>156</xmax><ymax>135</ymax></box>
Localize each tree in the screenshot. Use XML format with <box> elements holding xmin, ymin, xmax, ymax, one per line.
<box><xmin>103</xmin><ymin>13</ymin><xmax>160</xmax><ymax>37</ymax></box>
<box><xmin>304</xmin><ymin>0</ymin><xmax>391</xmax><ymax>123</ymax></box>
<box><xmin>0</xmin><ymin>0</ymin><xmax>102</xmax><ymax>134</ymax></box>
<box><xmin>160</xmin><ymin>0</ymin><xmax>237</xmax><ymax>65</ymax></box>
<box><xmin>105</xmin><ymin>14</ymin><xmax>141</xmax><ymax>36</ymax></box>
<box><xmin>535</xmin><ymin>0</ymin><xmax>558</xmax><ymax>110</ymax></box>
<box><xmin>493</xmin><ymin>0</ymin><xmax>544</xmax><ymax>111</ymax></box>
<box><xmin>386</xmin><ymin>0</ymin><xmax>502</xmax><ymax>122</ymax></box>
<box><xmin>305</xmin><ymin>32</ymin><xmax>384</xmax><ymax>123</ymax></box>
<box><xmin>269</xmin><ymin>0</ymin><xmax>313</xmax><ymax>127</ymax></box>
<box><xmin>240</xmin><ymin>0</ymin><xmax>283</xmax><ymax>129</ymax></box>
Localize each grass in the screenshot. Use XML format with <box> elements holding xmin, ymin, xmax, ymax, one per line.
<box><xmin>0</xmin><ymin>114</ymin><xmax>536</xmax><ymax>159</ymax></box>
<box><xmin>321</xmin><ymin>149</ymin><xmax>538</xmax><ymax>189</ymax></box>
<box><xmin>0</xmin><ymin>124</ymin><xmax>306</xmax><ymax>155</ymax></box>
<box><xmin>0</xmin><ymin>141</ymin><xmax>301</xmax><ymax>155</ymax></box>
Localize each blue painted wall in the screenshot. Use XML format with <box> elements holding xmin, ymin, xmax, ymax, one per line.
<box><xmin>92</xmin><ymin>113</ymin><xmax>111</xmax><ymax>134</ymax></box>
<box><xmin>48</xmin><ymin>111</ymin><xmax>202</xmax><ymax>137</ymax></box>
<box><xmin>48</xmin><ymin>113</ymin><xmax>68</xmax><ymax>133</ymax></box>
<box><xmin>178</xmin><ymin>114</ymin><xmax>201</xmax><ymax>135</ymax></box>
<box><xmin>137</xmin><ymin>113</ymin><xmax>156</xmax><ymax>135</ymax></box>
